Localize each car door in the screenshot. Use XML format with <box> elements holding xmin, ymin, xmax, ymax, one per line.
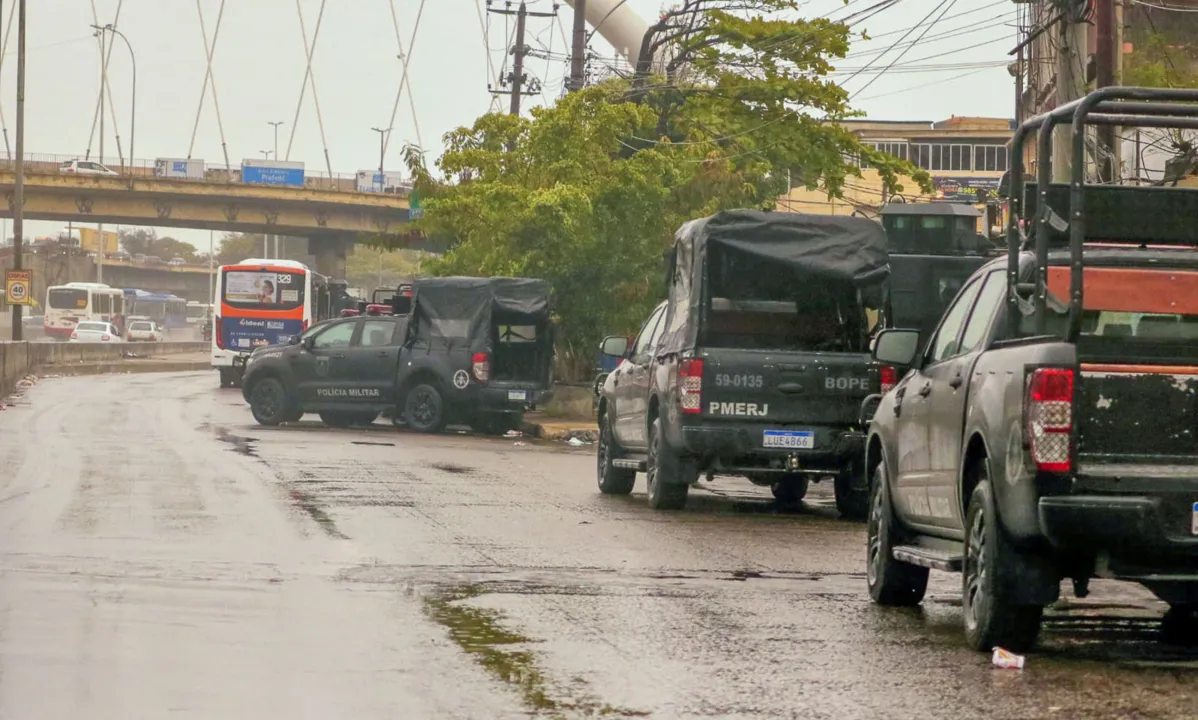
<box><xmin>341</xmin><ymin>318</ymin><xmax>405</xmax><ymax>404</ymax></box>
<box><xmin>925</xmin><ymin>269</ymin><xmax>1006</xmax><ymax>529</ymax></box>
<box><xmin>612</xmin><ymin>303</ymin><xmax>666</xmax><ymax>449</ymax></box>
<box><xmin>891</xmin><ymin>275</ymin><xmax>985</xmax><ymax>526</ymax></box>
<box><xmin>294</xmin><ymin>318</ymin><xmax>359</xmax><ymax>405</ymax></box>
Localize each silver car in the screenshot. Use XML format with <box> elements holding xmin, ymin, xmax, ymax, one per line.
<box><xmin>69</xmin><ymin>321</ymin><xmax>124</xmax><ymax>343</ymax></box>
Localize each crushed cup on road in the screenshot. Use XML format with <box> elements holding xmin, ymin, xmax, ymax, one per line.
<box><xmin>992</xmin><ymin>647</ymin><xmax>1026</xmax><ymax>669</ymax></box>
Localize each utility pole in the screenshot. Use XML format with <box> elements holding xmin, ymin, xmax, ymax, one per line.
<box><xmin>1053</xmin><ymin>5</ymin><xmax>1088</xmax><ymax>182</ymax></box>
<box><xmin>10</xmin><ymin>0</ymin><xmax>24</xmax><ymax>340</ymax></box>
<box><xmin>569</xmin><ymin>0</ymin><xmax>587</xmax><ymax>92</ymax></box>
<box><xmin>488</xmin><ymin>2</ymin><xmax>553</xmax><ymax>115</ymax></box>
<box><xmin>1095</xmin><ymin>0</ymin><xmax>1117</xmax><ymax>183</ymax></box>
<box><xmin>371</xmin><ymin>127</ymin><xmax>389</xmax><ymax>192</ymax></box>
<box><xmin>269</xmin><ymin>120</ymin><xmax>283</xmax><ymax>159</ymax></box>
<box><xmin>96</xmin><ymin>24</ymin><xmax>106</xmax><ymax>284</ymax></box>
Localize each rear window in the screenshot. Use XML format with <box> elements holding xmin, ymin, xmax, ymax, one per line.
<box><xmin>77</xmin><ymin>322</ymin><xmax>107</xmax><ymax>331</ymax></box>
<box><xmin>702</xmin><ymin>247</ymin><xmax>880</xmax><ymax>352</ymax></box>
<box><xmin>222</xmin><ymin>269</ymin><xmax>305</xmax><ymax>311</ymax></box>
<box><xmin>130</xmin><ymin>322</ymin><xmax>153</xmax><ymax>331</ymax></box>
<box><xmin>48</xmin><ymin>288</ymin><xmax>88</xmax><ymax>310</ymax></box>
<box><xmin>1038</xmin><ymin>266</ymin><xmax>1198</xmax><ymax>358</ymax></box>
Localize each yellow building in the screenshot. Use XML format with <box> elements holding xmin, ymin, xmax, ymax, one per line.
<box><xmin>777</xmin><ymin>116</ymin><xmax>1015</xmax><ymax>232</ymax></box>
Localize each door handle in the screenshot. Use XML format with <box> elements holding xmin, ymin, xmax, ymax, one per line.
<box><xmin>917</xmin><ymin>383</ymin><xmax>931</xmax><ymax>397</ymax></box>
<box><xmin>949</xmin><ymin>375</ymin><xmax>963</xmax><ymax>389</ymax></box>
<box><xmin>376</xmin><ymin>350</ymin><xmax>389</xmax><ymax>357</ymax></box>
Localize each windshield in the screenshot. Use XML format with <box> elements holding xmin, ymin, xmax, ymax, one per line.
<box><xmin>222</xmin><ymin>269</ymin><xmax>305</xmax><ymax>311</ymax></box>
<box><xmin>48</xmin><ymin>288</ymin><xmax>88</xmax><ymax>310</ymax></box>
<box><xmin>702</xmin><ymin>247</ymin><xmax>880</xmax><ymax>352</ymax></box>
<box><xmin>186</xmin><ymin>305</ymin><xmax>207</xmax><ymax>319</ymax></box>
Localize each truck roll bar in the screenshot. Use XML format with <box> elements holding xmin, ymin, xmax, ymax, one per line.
<box><xmin>1006</xmin><ymin>87</ymin><xmax>1198</xmax><ymax>339</ymax></box>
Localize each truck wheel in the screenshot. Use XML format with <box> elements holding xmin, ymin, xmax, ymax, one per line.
<box><xmin>867</xmin><ymin>462</ymin><xmax>929</xmax><ymax>606</ymax></box>
<box><xmin>1161</xmin><ymin>604</ymin><xmax>1198</xmax><ymax>646</ymax></box>
<box><xmin>771</xmin><ymin>475</ymin><xmax>809</xmax><ymax>509</ymax></box>
<box><xmin>834</xmin><ymin>465</ymin><xmax>870</xmax><ymax>521</ymax></box>
<box><xmin>283</xmin><ymin>408</ymin><xmax>304</xmax><ymax>423</ymax></box>
<box><xmin>963</xmin><ymin>474</ymin><xmax>1044</xmax><ymax>653</ymax></box>
<box><xmin>248</xmin><ymin>378</ymin><xmax>289</xmax><ymax>426</ymax></box>
<box><xmin>646</xmin><ymin>417</ymin><xmax>691</xmax><ymax>511</ymax></box>
<box><xmin>219</xmin><ymin>368</ymin><xmax>236</xmax><ymax>388</ymax></box>
<box><xmin>404</xmin><ymin>383</ymin><xmax>447</xmax><ymax>434</ymax></box>
<box><xmin>596</xmin><ymin>411</ymin><xmax>635</xmax><ymax>495</ymax></box>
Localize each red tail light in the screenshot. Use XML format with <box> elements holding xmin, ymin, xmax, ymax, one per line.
<box><xmin>472</xmin><ymin>353</ymin><xmax>490</xmax><ymax>383</ymax></box>
<box><xmin>101</xmin><ymin>334</ymin><xmax>111</xmax><ymax>341</ymax></box>
<box><xmin>149</xmin><ymin>334</ymin><xmax>156</xmax><ymax>341</ymax></box>
<box><xmin>678</xmin><ymin>358</ymin><xmax>704</xmax><ymax>414</ymax></box>
<box><xmin>215</xmin><ymin>317</ymin><xmax>224</xmax><ymax>349</ymax></box>
<box><xmin>1025</xmin><ymin>367</ymin><xmax>1074</xmax><ymax>473</ymax></box>
<box><xmin>301</xmin><ymin>319</ymin><xmax>309</xmax><ymax>331</ymax></box>
<box><xmin>880</xmin><ymin>365</ymin><xmax>898</xmax><ymax>394</ymax></box>
<box><xmin>70</xmin><ymin>331</ymin><xmax>78</xmax><ymax>340</ymax></box>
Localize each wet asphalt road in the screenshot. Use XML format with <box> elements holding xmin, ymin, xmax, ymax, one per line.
<box><xmin>2</xmin><ymin>371</ymin><xmax>1197</xmax><ymax>719</ymax></box>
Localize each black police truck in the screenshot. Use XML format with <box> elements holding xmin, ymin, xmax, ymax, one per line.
<box><xmin>241</xmin><ymin>276</ymin><xmax>555</xmax><ymax>433</ymax></box>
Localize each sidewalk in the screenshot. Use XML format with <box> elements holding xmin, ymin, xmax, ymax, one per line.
<box><xmin>520</xmin><ymin>410</ymin><xmax>598</xmax><ymax>442</ymax></box>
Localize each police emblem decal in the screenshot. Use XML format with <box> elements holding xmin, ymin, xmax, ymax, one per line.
<box><xmin>453</xmin><ymin>370</ymin><xmax>470</xmax><ymax>389</ymax></box>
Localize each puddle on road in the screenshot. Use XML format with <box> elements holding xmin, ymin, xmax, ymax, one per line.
<box><xmin>286</xmin><ymin>485</ymin><xmax>349</xmax><ymax>540</ymax></box>
<box><xmin>214</xmin><ymin>426</ymin><xmax>259</xmax><ymax>457</ymax></box>
<box><xmin>423</xmin><ymin>584</ymin><xmax>648</xmax><ymax>718</ymax></box>
<box><xmin>427</xmin><ymin>462</ymin><xmax>475</xmax><ymax>475</ymax></box>
<box><xmin>351</xmin><ymin>441</ymin><xmax>395</xmax><ymax>447</ymax></box>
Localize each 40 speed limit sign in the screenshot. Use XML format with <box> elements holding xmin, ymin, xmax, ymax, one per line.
<box><xmin>4</xmin><ymin>269</ymin><xmax>32</xmax><ymax>305</ymax></box>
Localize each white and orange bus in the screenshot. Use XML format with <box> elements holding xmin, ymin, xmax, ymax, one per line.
<box><xmin>43</xmin><ymin>282</ymin><xmax>126</xmax><ymax>340</ymax></box>
<box><xmin>211</xmin><ymin>258</ymin><xmax>334</xmax><ymax>386</ymax></box>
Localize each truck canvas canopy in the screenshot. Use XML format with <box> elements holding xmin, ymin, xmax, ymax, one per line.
<box><xmin>659</xmin><ymin>209</ymin><xmax>890</xmax><ymax>354</ymax></box>
<box><xmin>409</xmin><ymin>276</ymin><xmax>552</xmax><ymax>353</ymax></box>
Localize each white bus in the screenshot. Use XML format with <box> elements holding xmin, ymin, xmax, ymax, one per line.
<box><xmin>212</xmin><ymin>258</ymin><xmax>335</xmax><ymax>386</ymax></box>
<box><xmin>186</xmin><ymin>301</ymin><xmax>212</xmax><ymax>325</ymax></box>
<box><xmin>44</xmin><ymin>282</ymin><xmax>126</xmax><ymax>340</ymax></box>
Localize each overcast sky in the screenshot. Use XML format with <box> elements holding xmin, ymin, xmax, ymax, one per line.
<box><xmin>0</xmin><ymin>0</ymin><xmax>1017</xmax><ymax>250</ymax></box>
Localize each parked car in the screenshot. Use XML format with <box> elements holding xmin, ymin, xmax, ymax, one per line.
<box><xmin>70</xmin><ymin>321</ymin><xmax>123</xmax><ymax>343</ymax></box>
<box><xmin>145</xmin><ymin>256</ymin><xmax>164</xmax><ymax>266</ymax></box>
<box><xmin>58</xmin><ymin>159</ymin><xmax>119</xmax><ymax>177</ymax></box>
<box><xmin>126</xmin><ymin>320</ymin><xmax>163</xmax><ymax>342</ymax></box>
<box><xmin>108</xmin><ymin>250</ymin><xmax>132</xmax><ymax>262</ymax></box>
<box><xmin>168</xmin><ymin>257</ymin><xmax>186</xmax><ymax>267</ymax></box>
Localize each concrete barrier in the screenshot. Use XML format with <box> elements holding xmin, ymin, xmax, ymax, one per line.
<box><xmin>0</xmin><ymin>341</ymin><xmax>206</xmax><ymax>398</ymax></box>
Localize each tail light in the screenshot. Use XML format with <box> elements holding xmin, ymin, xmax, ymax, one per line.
<box><xmin>70</xmin><ymin>331</ymin><xmax>78</xmax><ymax>340</ymax></box>
<box><xmin>149</xmin><ymin>333</ymin><xmax>156</xmax><ymax>341</ymax></box>
<box><xmin>678</xmin><ymin>358</ymin><xmax>704</xmax><ymax>414</ymax></box>
<box><xmin>1025</xmin><ymin>367</ymin><xmax>1074</xmax><ymax>473</ymax></box>
<box><xmin>301</xmin><ymin>319</ymin><xmax>309</xmax><ymax>331</ymax></box>
<box><xmin>879</xmin><ymin>365</ymin><xmax>898</xmax><ymax>394</ymax></box>
<box><xmin>101</xmin><ymin>334</ymin><xmax>111</xmax><ymax>341</ymax></box>
<box><xmin>215</xmin><ymin>317</ymin><xmax>224</xmax><ymax>349</ymax></box>
<box><xmin>472</xmin><ymin>353</ymin><xmax>490</xmax><ymax>383</ymax></box>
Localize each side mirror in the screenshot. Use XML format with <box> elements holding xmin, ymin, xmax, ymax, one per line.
<box><xmin>302</xmin><ymin>335</ymin><xmax>316</xmax><ymax>351</ymax></box>
<box><xmin>873</xmin><ymin>328</ymin><xmax>922</xmax><ymax>368</ymax></box>
<box><xmin>288</xmin><ymin>334</ymin><xmax>302</xmax><ymax>346</ymax></box>
<box><xmin>600</xmin><ymin>335</ymin><xmax>629</xmax><ymax>358</ymax></box>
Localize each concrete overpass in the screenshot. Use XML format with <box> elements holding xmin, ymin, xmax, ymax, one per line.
<box><xmin>0</xmin><ymin>170</ymin><xmax>438</xmax><ymax>278</ymax></box>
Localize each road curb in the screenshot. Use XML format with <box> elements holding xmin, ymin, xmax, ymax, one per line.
<box><xmin>520</xmin><ymin>417</ymin><xmax>599</xmax><ymax>442</ymax></box>
<box><xmin>39</xmin><ymin>360</ymin><xmax>213</xmax><ymax>377</ymax></box>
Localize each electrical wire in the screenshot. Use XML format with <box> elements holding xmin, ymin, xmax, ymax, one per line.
<box><xmin>384</xmin><ymin>0</ymin><xmax>427</xmax><ymax>156</ymax></box>
<box><xmin>187</xmin><ymin>0</ymin><xmax>229</xmax><ymax>167</ymax></box>
<box><xmin>849</xmin><ymin>0</ymin><xmax>960</xmax><ymax>99</ymax></box>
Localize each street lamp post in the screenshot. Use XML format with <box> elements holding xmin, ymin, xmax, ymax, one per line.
<box><xmin>268</xmin><ymin>121</ymin><xmax>283</xmax><ymax>159</ymax></box>
<box><xmin>92</xmin><ymin>23</ymin><xmax>135</xmax><ymax>175</ymax></box>
<box><xmin>370</xmin><ymin>126</ymin><xmax>390</xmax><ymax>193</ymax></box>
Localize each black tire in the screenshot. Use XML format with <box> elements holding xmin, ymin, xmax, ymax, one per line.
<box><xmin>646</xmin><ymin>417</ymin><xmax>692</xmax><ymax>511</ymax></box>
<box><xmin>283</xmin><ymin>408</ymin><xmax>304</xmax><ymax>423</ymax></box>
<box><xmin>319</xmin><ymin>411</ymin><xmax>355</xmax><ymax>428</ymax></box>
<box><xmin>596</xmin><ymin>411</ymin><xmax>635</xmax><ymax>495</ymax></box>
<box><xmin>248</xmin><ymin>377</ymin><xmax>289</xmax><ymax>426</ymax></box>
<box><xmin>219</xmin><ymin>368</ymin><xmax>235</xmax><ymax>388</ymax></box>
<box><xmin>867</xmin><ymin>461</ymin><xmax>929</xmax><ymax>606</ymax></box>
<box><xmin>835</xmin><ymin>465</ymin><xmax>870</xmax><ymax>521</ymax></box>
<box><xmin>771</xmin><ymin>475</ymin><xmax>809</xmax><ymax>509</ymax></box>
<box><xmin>404</xmin><ymin>383</ymin><xmax>447</xmax><ymax>434</ymax></box>
<box><xmin>1161</xmin><ymin>605</ymin><xmax>1198</xmax><ymax>646</ymax></box>
<box><xmin>963</xmin><ymin>472</ymin><xmax>1044</xmax><ymax>653</ymax></box>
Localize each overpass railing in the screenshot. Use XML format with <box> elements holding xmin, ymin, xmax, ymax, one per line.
<box><xmin>0</xmin><ymin>153</ymin><xmax>414</xmax><ymax>197</ymax></box>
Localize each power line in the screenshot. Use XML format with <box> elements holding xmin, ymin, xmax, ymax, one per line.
<box><xmin>849</xmin><ymin>0</ymin><xmax>961</xmax><ymax>100</ymax></box>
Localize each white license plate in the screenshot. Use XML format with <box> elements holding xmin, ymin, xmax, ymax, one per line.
<box><xmin>1192</xmin><ymin>502</ymin><xmax>1198</xmax><ymax>536</ymax></box>
<box><xmin>763</xmin><ymin>430</ymin><xmax>814</xmax><ymax>449</ymax></box>
<box><xmin>508</xmin><ymin>390</ymin><xmax>528</xmax><ymax>401</ymax></box>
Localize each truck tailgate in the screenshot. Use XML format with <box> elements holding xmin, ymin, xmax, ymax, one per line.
<box><xmin>1077</xmin><ymin>364</ymin><xmax>1198</xmax><ymax>462</ymax></box>
<box><xmin>700</xmin><ymin>348</ymin><xmax>878</xmax><ymax>426</ymax></box>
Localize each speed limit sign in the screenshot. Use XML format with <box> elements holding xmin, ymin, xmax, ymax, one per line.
<box><xmin>4</xmin><ymin>269</ymin><xmax>32</xmax><ymax>306</ymax></box>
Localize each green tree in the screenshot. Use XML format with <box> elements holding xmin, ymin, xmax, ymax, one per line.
<box><xmin>119</xmin><ymin>228</ymin><xmax>157</xmax><ymax>256</ymax></box>
<box><xmin>400</xmin><ymin>2</ymin><xmax>930</xmax><ymax>377</ymax></box>
<box><xmin>345</xmin><ymin>247</ymin><xmax>425</xmax><ymax>292</ymax></box>
<box><xmin>215</xmin><ymin>233</ymin><xmax>263</xmax><ymax>265</ymax></box>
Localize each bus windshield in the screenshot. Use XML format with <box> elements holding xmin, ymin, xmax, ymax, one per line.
<box><xmin>48</xmin><ymin>287</ymin><xmax>88</xmax><ymax>310</ymax></box>
<box><xmin>222</xmin><ymin>269</ymin><xmax>305</xmax><ymax>311</ymax></box>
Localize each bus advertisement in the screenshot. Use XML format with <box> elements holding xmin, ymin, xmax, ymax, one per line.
<box><xmin>212</xmin><ymin>258</ymin><xmax>333</xmax><ymax>386</ymax></box>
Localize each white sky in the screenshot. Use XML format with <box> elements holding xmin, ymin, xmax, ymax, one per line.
<box><xmin>0</xmin><ymin>0</ymin><xmax>1017</xmax><ymax>249</ymax></box>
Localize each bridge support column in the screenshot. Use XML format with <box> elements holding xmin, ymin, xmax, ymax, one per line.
<box><xmin>308</xmin><ymin>234</ymin><xmax>351</xmax><ymax>279</ymax></box>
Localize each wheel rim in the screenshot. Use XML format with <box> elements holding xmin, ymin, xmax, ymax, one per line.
<box><xmin>410</xmin><ymin>389</ymin><xmax>437</xmax><ymax>426</ymax></box>
<box><xmin>253</xmin><ymin>382</ymin><xmax>280</xmax><ymax>419</ymax></box>
<box><xmin>646</xmin><ymin>426</ymin><xmax>659</xmax><ymax>496</ymax></box>
<box><xmin>964</xmin><ymin>507</ymin><xmax>988</xmax><ymax>632</ymax></box>
<box><xmin>866</xmin><ymin>479</ymin><xmax>885</xmax><ymax>587</ymax></box>
<box><xmin>597</xmin><ymin>418</ymin><xmax>612</xmax><ymax>486</ymax></box>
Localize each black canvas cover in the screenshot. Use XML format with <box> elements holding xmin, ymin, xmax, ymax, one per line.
<box><xmin>658</xmin><ymin>209</ymin><xmax>890</xmax><ymax>353</ymax></box>
<box><xmin>409</xmin><ymin>276</ymin><xmax>551</xmax><ymax>353</ymax></box>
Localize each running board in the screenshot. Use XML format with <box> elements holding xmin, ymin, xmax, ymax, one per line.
<box><xmin>892</xmin><ymin>545</ymin><xmax>963</xmax><ymax>572</ymax></box>
<box><xmin>612</xmin><ymin>457</ymin><xmax>647</xmax><ymax>472</ymax></box>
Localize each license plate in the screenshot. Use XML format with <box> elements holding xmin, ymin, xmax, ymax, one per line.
<box><xmin>508</xmin><ymin>390</ymin><xmax>527</xmax><ymax>401</ymax></box>
<box><xmin>763</xmin><ymin>430</ymin><xmax>814</xmax><ymax>449</ymax></box>
<box><xmin>1192</xmin><ymin>502</ymin><xmax>1198</xmax><ymax>536</ymax></box>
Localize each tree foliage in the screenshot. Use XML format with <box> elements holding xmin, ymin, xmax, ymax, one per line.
<box><xmin>401</xmin><ymin>1</ymin><xmax>930</xmax><ymax>376</ymax></box>
<box><xmin>118</xmin><ymin>228</ymin><xmax>201</xmax><ymax>263</ymax></box>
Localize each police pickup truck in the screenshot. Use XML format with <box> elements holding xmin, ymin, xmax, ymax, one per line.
<box><xmin>864</xmin><ymin>87</ymin><xmax>1198</xmax><ymax>652</ymax></box>
<box><xmin>241</xmin><ymin>276</ymin><xmax>555</xmax><ymax>434</ymax></box>
<box><xmin>596</xmin><ymin>210</ymin><xmax>892</xmax><ymax>515</ymax></box>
